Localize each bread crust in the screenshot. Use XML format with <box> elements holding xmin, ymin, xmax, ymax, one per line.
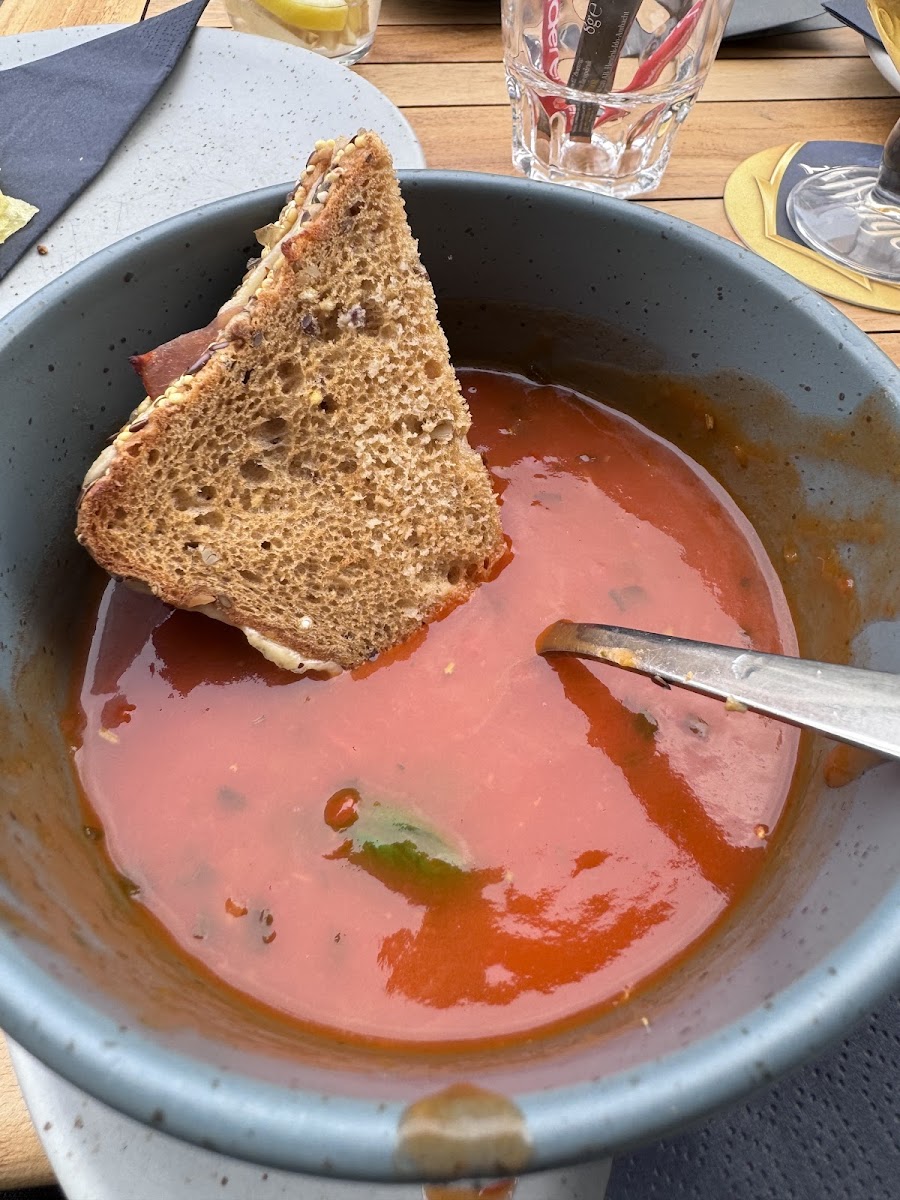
<box><xmin>76</xmin><ymin>132</ymin><xmax>505</xmax><ymax>673</ymax></box>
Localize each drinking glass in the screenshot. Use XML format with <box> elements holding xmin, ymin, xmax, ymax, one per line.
<box><xmin>501</xmin><ymin>0</ymin><xmax>735</xmax><ymax>198</ymax></box>
<box><xmin>786</xmin><ymin>2</ymin><xmax>900</xmax><ymax>284</ymax></box>
<box><xmin>225</xmin><ymin>0</ymin><xmax>381</xmax><ymax>65</ymax></box>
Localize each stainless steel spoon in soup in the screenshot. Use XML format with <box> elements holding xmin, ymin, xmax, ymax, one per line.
<box><xmin>537</xmin><ymin>621</ymin><xmax>900</xmax><ymax>763</ymax></box>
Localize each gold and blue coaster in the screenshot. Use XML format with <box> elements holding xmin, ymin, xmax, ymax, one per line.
<box><xmin>724</xmin><ymin>140</ymin><xmax>900</xmax><ymax>314</ymax></box>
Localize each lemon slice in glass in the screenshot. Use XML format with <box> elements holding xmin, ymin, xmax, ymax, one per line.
<box><xmin>254</xmin><ymin>0</ymin><xmax>348</xmax><ymax>31</ymax></box>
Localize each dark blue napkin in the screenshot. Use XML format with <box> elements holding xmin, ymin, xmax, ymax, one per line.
<box><xmin>0</xmin><ymin>0</ymin><xmax>209</xmax><ymax>281</ymax></box>
<box><xmin>607</xmin><ymin>992</ymin><xmax>899</xmax><ymax>1200</ymax></box>
<box><xmin>821</xmin><ymin>0</ymin><xmax>882</xmax><ymax>42</ymax></box>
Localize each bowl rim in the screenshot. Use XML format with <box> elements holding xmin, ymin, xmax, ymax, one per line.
<box><xmin>2</xmin><ymin>170</ymin><xmax>900</xmax><ymax>1179</ymax></box>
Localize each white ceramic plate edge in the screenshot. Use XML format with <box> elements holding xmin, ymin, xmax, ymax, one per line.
<box><xmin>10</xmin><ymin>1042</ymin><xmax>612</xmax><ymax>1200</ymax></box>
<box><xmin>0</xmin><ymin>26</ymin><xmax>424</xmax><ymax>320</ymax></box>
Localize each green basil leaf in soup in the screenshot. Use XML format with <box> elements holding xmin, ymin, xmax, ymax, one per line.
<box><xmin>340</xmin><ymin>800</ymin><xmax>471</xmax><ymax>903</ymax></box>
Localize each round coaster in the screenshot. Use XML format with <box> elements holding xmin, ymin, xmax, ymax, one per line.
<box><xmin>724</xmin><ymin>141</ymin><xmax>900</xmax><ymax>314</ymax></box>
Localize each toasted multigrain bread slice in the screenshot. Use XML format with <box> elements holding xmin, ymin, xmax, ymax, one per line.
<box><xmin>76</xmin><ymin>131</ymin><xmax>505</xmax><ymax>674</ymax></box>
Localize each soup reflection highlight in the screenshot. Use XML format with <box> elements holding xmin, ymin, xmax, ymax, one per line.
<box><xmin>69</xmin><ymin>369</ymin><xmax>799</xmax><ymax>1046</ymax></box>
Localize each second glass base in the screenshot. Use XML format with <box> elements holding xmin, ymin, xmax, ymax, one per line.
<box><xmin>506</xmin><ymin>64</ymin><xmax>696</xmax><ymax>200</ymax></box>
<box><xmin>787</xmin><ymin>166</ymin><xmax>900</xmax><ymax>284</ymax></box>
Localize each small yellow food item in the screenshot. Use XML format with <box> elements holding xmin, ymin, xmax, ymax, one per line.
<box><xmin>598</xmin><ymin>647</ymin><xmax>638</xmax><ymax>669</ymax></box>
<box><xmin>347</xmin><ymin>0</ymin><xmax>368</xmax><ymax>35</ymax></box>
<box><xmin>254</xmin><ymin>0</ymin><xmax>348</xmax><ymax>30</ymax></box>
<box><xmin>0</xmin><ymin>189</ymin><xmax>39</xmax><ymax>245</ymax></box>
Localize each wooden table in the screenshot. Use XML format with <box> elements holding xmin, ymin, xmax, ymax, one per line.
<box><xmin>0</xmin><ymin>0</ymin><xmax>898</xmax><ymax>1189</ymax></box>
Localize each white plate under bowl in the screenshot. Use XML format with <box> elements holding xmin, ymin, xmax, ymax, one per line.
<box><xmin>10</xmin><ymin>1042</ymin><xmax>611</xmax><ymax>1200</ymax></box>
<box><xmin>0</xmin><ymin>25</ymin><xmax>424</xmax><ymax>321</ymax></box>
<box><xmin>866</xmin><ymin>35</ymin><xmax>900</xmax><ymax>93</ymax></box>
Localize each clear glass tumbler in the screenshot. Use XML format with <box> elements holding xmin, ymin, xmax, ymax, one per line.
<box><xmin>502</xmin><ymin>0</ymin><xmax>734</xmax><ymax>198</ymax></box>
<box><xmin>225</xmin><ymin>0</ymin><xmax>381</xmax><ymax>65</ymax></box>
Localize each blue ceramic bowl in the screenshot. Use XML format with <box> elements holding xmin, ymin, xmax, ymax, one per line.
<box><xmin>1</xmin><ymin>172</ymin><xmax>899</xmax><ymax>1181</ymax></box>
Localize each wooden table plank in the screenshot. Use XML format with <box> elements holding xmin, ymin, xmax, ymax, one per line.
<box><xmin>0</xmin><ymin>1040</ymin><xmax>52</xmax><ymax>1189</ymax></box>
<box><xmin>146</xmin><ymin>0</ymin><xmax>232</xmax><ymax>23</ymax></box>
<box><xmin>139</xmin><ymin>0</ymin><xmax>503</xmax><ymax>27</ymax></box>
<box><xmin>698</xmin><ymin>54</ymin><xmax>893</xmax><ymax>100</ymax></box>
<box><xmin>368</xmin><ymin>23</ymin><xmax>501</xmax><ymax>63</ymax></box>
<box><xmin>0</xmin><ymin>0</ymin><xmax>145</xmax><ymax>34</ymax></box>
<box><xmin>871</xmin><ymin>332</ymin><xmax>900</xmax><ymax>359</ymax></box>
<box><xmin>143</xmin><ymin>7</ymin><xmax>883</xmax><ymax>99</ymax></box>
<box><xmin>405</xmin><ymin>98</ymin><xmax>900</xmax><ymax>199</ymax></box>
<box><xmin>357</xmin><ymin>55</ymin><xmax>895</xmax><ymax>108</ymax></box>
<box><xmin>141</xmin><ymin>0</ymin><xmax>503</xmax><ymax>23</ymax></box>
<box><xmin>142</xmin><ymin>0</ymin><xmax>871</xmax><ymax>57</ymax></box>
<box><xmin>143</xmin><ymin>0</ymin><xmax>501</xmax><ymax>37</ymax></box>
<box><xmin>379</xmin><ymin>0</ymin><xmax>499</xmax><ymax>25</ymax></box>
<box><xmin>141</xmin><ymin>0</ymin><xmax>875</xmax><ymax>74</ymax></box>
<box><xmin>152</xmin><ymin>1</ymin><xmax>504</xmax><ymax>61</ymax></box>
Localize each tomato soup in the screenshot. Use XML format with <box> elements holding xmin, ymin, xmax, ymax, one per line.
<box><xmin>69</xmin><ymin>369</ymin><xmax>799</xmax><ymax>1046</ymax></box>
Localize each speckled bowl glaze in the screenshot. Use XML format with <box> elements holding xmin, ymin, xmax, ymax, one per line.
<box><xmin>1</xmin><ymin>173</ymin><xmax>899</xmax><ymax>1182</ymax></box>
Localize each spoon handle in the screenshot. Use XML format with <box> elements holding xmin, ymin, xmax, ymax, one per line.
<box><xmin>537</xmin><ymin>621</ymin><xmax>900</xmax><ymax>762</ymax></box>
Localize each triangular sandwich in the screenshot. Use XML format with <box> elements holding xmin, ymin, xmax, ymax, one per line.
<box><xmin>76</xmin><ymin>132</ymin><xmax>505</xmax><ymax>674</ymax></box>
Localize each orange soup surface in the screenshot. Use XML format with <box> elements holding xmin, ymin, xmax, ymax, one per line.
<box><xmin>71</xmin><ymin>369</ymin><xmax>799</xmax><ymax>1046</ymax></box>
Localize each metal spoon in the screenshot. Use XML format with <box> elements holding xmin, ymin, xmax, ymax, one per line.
<box><xmin>537</xmin><ymin>621</ymin><xmax>900</xmax><ymax>763</ymax></box>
